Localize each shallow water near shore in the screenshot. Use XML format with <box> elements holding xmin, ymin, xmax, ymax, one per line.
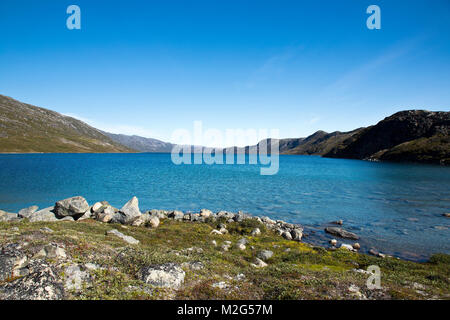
<box><xmin>0</xmin><ymin>153</ymin><xmax>449</xmax><ymax>261</ymax></box>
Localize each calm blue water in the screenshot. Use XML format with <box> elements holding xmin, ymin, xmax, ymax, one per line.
<box><xmin>0</xmin><ymin>153</ymin><xmax>449</xmax><ymax>261</ymax></box>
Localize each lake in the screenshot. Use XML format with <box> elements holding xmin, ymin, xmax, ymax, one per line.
<box><xmin>0</xmin><ymin>153</ymin><xmax>449</xmax><ymax>261</ymax></box>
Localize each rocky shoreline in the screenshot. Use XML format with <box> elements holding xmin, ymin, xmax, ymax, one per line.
<box><xmin>2</xmin><ymin>196</ymin><xmax>370</xmax><ymax>254</ymax></box>
<box><xmin>1</xmin><ymin>196</ymin><xmax>449</xmax><ymax>300</ymax></box>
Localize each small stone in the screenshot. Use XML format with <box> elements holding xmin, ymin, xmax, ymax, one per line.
<box><xmin>40</xmin><ymin>227</ymin><xmax>54</xmax><ymax>233</ymax></box>
<box><xmin>290</xmin><ymin>228</ymin><xmax>303</xmax><ymax>241</ymax></box>
<box><xmin>257</xmin><ymin>250</ymin><xmax>273</xmax><ymax>261</ymax></box>
<box><xmin>210</xmin><ymin>229</ymin><xmax>222</xmax><ymax>235</ymax></box>
<box><xmin>219</xmin><ymin>227</ymin><xmax>228</xmax><ymax>234</ymax></box>
<box><xmin>147</xmin><ymin>216</ymin><xmax>160</xmax><ymax>228</ymax></box>
<box><xmin>250</xmin><ymin>257</ymin><xmax>267</xmax><ymax>268</ymax></box>
<box><xmin>236</xmin><ymin>243</ymin><xmax>246</xmax><ymax>251</ymax></box>
<box><xmin>211</xmin><ymin>240</ymin><xmax>217</xmax><ymax>246</ymax></box>
<box><xmin>325</xmin><ymin>227</ymin><xmax>359</xmax><ymax>240</ymax></box>
<box><xmin>212</xmin><ymin>281</ymin><xmax>228</xmax><ymax>289</ymax></box>
<box><xmin>340</xmin><ymin>244</ymin><xmax>354</xmax><ymax>251</ymax></box>
<box><xmin>235</xmin><ymin>273</ymin><xmax>246</xmax><ymax>281</ymax></box>
<box><xmin>96</xmin><ymin>205</ymin><xmax>115</xmax><ymax>223</ymax></box>
<box><xmin>200</xmin><ymin>209</ymin><xmax>212</xmax><ymax>218</ymax></box>
<box><xmin>251</xmin><ymin>228</ymin><xmax>261</xmax><ymax>236</ymax></box>
<box><xmin>107</xmin><ymin>229</ymin><xmax>139</xmax><ymax>245</ymax></box>
<box><xmin>168</xmin><ymin>210</ymin><xmax>184</xmax><ymax>220</ymax></box>
<box><xmin>282</xmin><ymin>231</ymin><xmax>292</xmax><ymax>240</ymax></box>
<box><xmin>352</xmin><ymin>243</ymin><xmax>361</xmax><ymax>250</ymax></box>
<box><xmin>330</xmin><ymin>239</ymin><xmax>338</xmax><ymax>246</ymax></box>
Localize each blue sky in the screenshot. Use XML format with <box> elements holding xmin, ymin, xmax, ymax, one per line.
<box><xmin>1</xmin><ymin>0</ymin><xmax>449</xmax><ymax>146</ymax></box>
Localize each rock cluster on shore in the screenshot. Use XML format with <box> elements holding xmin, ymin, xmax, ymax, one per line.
<box><xmin>0</xmin><ymin>196</ymin><xmax>309</xmax><ymax>245</ymax></box>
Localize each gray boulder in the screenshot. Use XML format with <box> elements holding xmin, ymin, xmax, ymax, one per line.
<box><xmin>113</xmin><ymin>196</ymin><xmax>142</xmax><ymax>224</ymax></box>
<box><xmin>0</xmin><ymin>263</ymin><xmax>64</xmax><ymax>300</ymax></box>
<box><xmin>148</xmin><ymin>216</ymin><xmax>160</xmax><ymax>228</ymax></box>
<box><xmin>291</xmin><ymin>228</ymin><xmax>303</xmax><ymax>241</ymax></box>
<box><xmin>95</xmin><ymin>205</ymin><xmax>116</xmax><ymax>223</ymax></box>
<box><xmin>251</xmin><ymin>228</ymin><xmax>261</xmax><ymax>236</ymax></box>
<box><xmin>168</xmin><ymin>210</ymin><xmax>184</xmax><ymax>220</ymax></box>
<box><xmin>200</xmin><ymin>209</ymin><xmax>212</xmax><ymax>218</ymax></box>
<box><xmin>257</xmin><ymin>250</ymin><xmax>273</xmax><ymax>261</ymax></box>
<box><xmin>250</xmin><ymin>257</ymin><xmax>268</xmax><ymax>268</ymax></box>
<box><xmin>54</xmin><ymin>196</ymin><xmax>89</xmax><ymax>219</ymax></box>
<box><xmin>282</xmin><ymin>230</ymin><xmax>293</xmax><ymax>240</ymax></box>
<box><xmin>0</xmin><ymin>244</ymin><xmax>29</xmax><ymax>281</ymax></box>
<box><xmin>29</xmin><ymin>207</ymin><xmax>58</xmax><ymax>222</ymax></box>
<box><xmin>325</xmin><ymin>227</ymin><xmax>359</xmax><ymax>240</ymax></box>
<box><xmin>0</xmin><ymin>210</ymin><xmax>20</xmax><ymax>222</ymax></box>
<box><xmin>34</xmin><ymin>244</ymin><xmax>67</xmax><ymax>260</ymax></box>
<box><xmin>18</xmin><ymin>206</ymin><xmax>39</xmax><ymax>219</ymax></box>
<box><xmin>107</xmin><ymin>229</ymin><xmax>139</xmax><ymax>245</ymax></box>
<box><xmin>138</xmin><ymin>263</ymin><xmax>185</xmax><ymax>289</ymax></box>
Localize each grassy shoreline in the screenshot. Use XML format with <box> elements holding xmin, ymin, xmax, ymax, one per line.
<box><xmin>0</xmin><ymin>217</ymin><xmax>448</xmax><ymax>300</ymax></box>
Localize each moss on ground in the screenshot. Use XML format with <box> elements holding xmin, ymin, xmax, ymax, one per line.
<box><xmin>0</xmin><ymin>218</ymin><xmax>448</xmax><ymax>300</ymax></box>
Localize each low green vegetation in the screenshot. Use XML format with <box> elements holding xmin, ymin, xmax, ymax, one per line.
<box><xmin>0</xmin><ymin>218</ymin><xmax>448</xmax><ymax>300</ymax></box>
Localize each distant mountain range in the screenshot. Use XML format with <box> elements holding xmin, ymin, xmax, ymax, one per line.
<box><xmin>101</xmin><ymin>132</ymin><xmax>174</xmax><ymax>153</ymax></box>
<box><xmin>223</xmin><ymin>110</ymin><xmax>449</xmax><ymax>165</ymax></box>
<box><xmin>1</xmin><ymin>94</ymin><xmax>449</xmax><ymax>165</ymax></box>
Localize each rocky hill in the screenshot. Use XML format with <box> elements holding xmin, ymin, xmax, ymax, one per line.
<box><xmin>0</xmin><ymin>95</ymin><xmax>134</xmax><ymax>153</ymax></box>
<box><xmin>230</xmin><ymin>110</ymin><xmax>449</xmax><ymax>165</ymax></box>
<box><xmin>323</xmin><ymin>110</ymin><xmax>450</xmax><ymax>165</ymax></box>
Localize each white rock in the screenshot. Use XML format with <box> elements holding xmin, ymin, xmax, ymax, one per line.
<box><xmin>29</xmin><ymin>207</ymin><xmax>58</xmax><ymax>222</ymax></box>
<box><xmin>340</xmin><ymin>243</ymin><xmax>354</xmax><ymax>251</ymax></box>
<box><xmin>18</xmin><ymin>206</ymin><xmax>39</xmax><ymax>219</ymax></box>
<box><xmin>250</xmin><ymin>257</ymin><xmax>268</xmax><ymax>268</ymax></box>
<box><xmin>115</xmin><ymin>196</ymin><xmax>142</xmax><ymax>224</ymax></box>
<box><xmin>139</xmin><ymin>263</ymin><xmax>185</xmax><ymax>289</ymax></box>
<box><xmin>107</xmin><ymin>229</ymin><xmax>139</xmax><ymax>245</ymax></box>
<box><xmin>200</xmin><ymin>209</ymin><xmax>212</xmax><ymax>218</ymax></box>
<box><xmin>64</xmin><ymin>264</ymin><xmax>91</xmax><ymax>291</ymax></box>
<box><xmin>148</xmin><ymin>216</ymin><xmax>160</xmax><ymax>228</ymax></box>
<box><xmin>35</xmin><ymin>244</ymin><xmax>67</xmax><ymax>260</ymax></box>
